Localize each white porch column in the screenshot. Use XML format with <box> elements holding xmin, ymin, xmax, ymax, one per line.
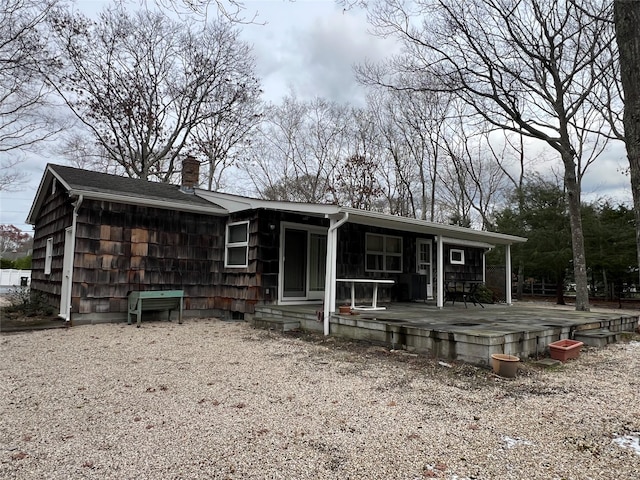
<box><xmin>323</xmin><ymin>212</ymin><xmax>348</xmax><ymax>336</ymax></box>
<box><xmin>505</xmin><ymin>244</ymin><xmax>512</xmax><ymax>305</ymax></box>
<box><xmin>436</xmin><ymin>235</ymin><xmax>444</xmax><ymax>309</ymax></box>
<box><xmin>323</xmin><ymin>220</ymin><xmax>336</xmax><ymax>336</ymax></box>
<box><xmin>482</xmin><ymin>251</ymin><xmax>486</xmax><ymax>283</ymax></box>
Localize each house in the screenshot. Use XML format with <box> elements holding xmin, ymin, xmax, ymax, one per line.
<box><xmin>27</xmin><ymin>160</ymin><xmax>526</xmax><ymax>330</ymax></box>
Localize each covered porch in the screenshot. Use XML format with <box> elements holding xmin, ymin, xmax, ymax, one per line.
<box><xmin>250</xmin><ymin>302</ymin><xmax>639</xmax><ymax>366</ymax></box>
<box><xmin>320</xmin><ymin>208</ymin><xmax>527</xmax><ymax>335</ymax></box>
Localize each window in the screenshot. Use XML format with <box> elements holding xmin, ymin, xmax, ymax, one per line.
<box><xmin>225</xmin><ymin>221</ymin><xmax>249</xmax><ymax>267</ymax></box>
<box><xmin>44</xmin><ymin>237</ymin><xmax>53</xmax><ymax>275</ymax></box>
<box><xmin>366</xmin><ymin>233</ymin><xmax>402</xmax><ymax>273</ymax></box>
<box><xmin>450</xmin><ymin>248</ymin><xmax>465</xmax><ymax>265</ymax></box>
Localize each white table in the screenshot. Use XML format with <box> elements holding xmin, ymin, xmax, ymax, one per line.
<box><xmin>336</xmin><ymin>278</ymin><xmax>395</xmax><ymax>311</ymax></box>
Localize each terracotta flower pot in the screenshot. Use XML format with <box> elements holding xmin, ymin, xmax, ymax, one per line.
<box><xmin>549</xmin><ymin>339</ymin><xmax>583</xmax><ymax>362</ymax></box>
<box><xmin>491</xmin><ymin>353</ymin><xmax>520</xmax><ymax>378</ymax></box>
<box><xmin>339</xmin><ymin>305</ymin><xmax>351</xmax><ymax>315</ymax></box>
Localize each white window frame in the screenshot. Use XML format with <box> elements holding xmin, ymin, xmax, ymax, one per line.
<box><xmin>450</xmin><ymin>248</ymin><xmax>465</xmax><ymax>265</ymax></box>
<box><xmin>365</xmin><ymin>233</ymin><xmax>403</xmax><ymax>273</ymax></box>
<box><xmin>225</xmin><ymin>221</ymin><xmax>249</xmax><ymax>268</ymax></box>
<box><xmin>44</xmin><ymin>237</ymin><xmax>53</xmax><ymax>275</ymax></box>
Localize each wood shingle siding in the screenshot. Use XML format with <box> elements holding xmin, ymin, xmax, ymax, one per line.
<box><xmin>30</xmin><ymin>185</ymin><xmax>73</xmax><ymax>309</ymax></box>
<box><xmin>65</xmin><ymin>200</ymin><xmax>225</xmax><ymax>321</ymax></box>
<box><xmin>30</xmin><ymin>186</ymin><xmax>277</xmax><ymax>322</ymax></box>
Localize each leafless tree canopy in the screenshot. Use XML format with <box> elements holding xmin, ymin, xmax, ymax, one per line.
<box><xmin>46</xmin><ymin>5</ymin><xmax>260</xmax><ymax>182</ymax></box>
<box><xmin>359</xmin><ymin>0</ymin><xmax>618</xmax><ymax>311</ymax></box>
<box><xmin>0</xmin><ymin>0</ymin><xmax>66</xmax><ymax>190</ymax></box>
<box><xmin>191</xmin><ymin>70</ymin><xmax>262</xmax><ymax>191</ymax></box>
<box><xmin>240</xmin><ymin>89</ymin><xmax>515</xmax><ymax>227</ymax></box>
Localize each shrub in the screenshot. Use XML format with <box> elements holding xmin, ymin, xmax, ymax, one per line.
<box><xmin>7</xmin><ymin>287</ymin><xmax>54</xmax><ymax>317</ymax></box>
<box><xmin>13</xmin><ymin>255</ymin><xmax>32</xmax><ymax>269</ymax></box>
<box><xmin>475</xmin><ymin>283</ymin><xmax>495</xmax><ymax>304</ymax></box>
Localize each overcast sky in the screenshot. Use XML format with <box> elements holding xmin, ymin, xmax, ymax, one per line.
<box><xmin>0</xmin><ymin>0</ymin><xmax>632</xmax><ymax>233</ymax></box>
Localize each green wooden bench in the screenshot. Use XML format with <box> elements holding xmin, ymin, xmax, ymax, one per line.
<box><xmin>127</xmin><ymin>290</ymin><xmax>184</xmax><ymax>328</ymax></box>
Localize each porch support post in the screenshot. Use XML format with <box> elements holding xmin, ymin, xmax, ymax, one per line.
<box><xmin>323</xmin><ymin>223</ymin><xmax>335</xmax><ymax>336</ymax></box>
<box><xmin>436</xmin><ymin>235</ymin><xmax>444</xmax><ymax>309</ymax></box>
<box><xmin>505</xmin><ymin>243</ymin><xmax>512</xmax><ymax>305</ymax></box>
<box><xmin>323</xmin><ymin>212</ymin><xmax>349</xmax><ymax>335</ymax></box>
<box><xmin>482</xmin><ymin>250</ymin><xmax>486</xmax><ymax>283</ymax></box>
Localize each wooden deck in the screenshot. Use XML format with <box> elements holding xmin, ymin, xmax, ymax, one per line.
<box><xmin>250</xmin><ymin>301</ymin><xmax>639</xmax><ymax>366</ymax></box>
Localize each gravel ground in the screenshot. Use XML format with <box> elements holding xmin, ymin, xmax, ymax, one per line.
<box><xmin>1</xmin><ymin>319</ymin><xmax>640</xmax><ymax>480</ymax></box>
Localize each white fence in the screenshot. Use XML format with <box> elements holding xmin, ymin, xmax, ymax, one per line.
<box><xmin>0</xmin><ymin>269</ymin><xmax>31</xmax><ymax>293</ymax></box>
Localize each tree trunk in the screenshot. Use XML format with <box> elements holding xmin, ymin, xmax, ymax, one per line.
<box><xmin>555</xmin><ymin>278</ymin><xmax>565</xmax><ymax>305</ymax></box>
<box><xmin>562</xmin><ymin>150</ymin><xmax>590</xmax><ymax>311</ymax></box>
<box><xmin>614</xmin><ymin>1</ymin><xmax>640</xmax><ymax>287</ymax></box>
<box><xmin>516</xmin><ymin>261</ymin><xmax>524</xmax><ymax>301</ymax></box>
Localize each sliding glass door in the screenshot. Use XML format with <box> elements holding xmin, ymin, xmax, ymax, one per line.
<box><xmin>281</xmin><ymin>225</ymin><xmax>327</xmax><ymax>301</ymax></box>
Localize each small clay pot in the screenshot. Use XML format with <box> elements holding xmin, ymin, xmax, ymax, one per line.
<box><xmin>491</xmin><ymin>353</ymin><xmax>520</xmax><ymax>378</ymax></box>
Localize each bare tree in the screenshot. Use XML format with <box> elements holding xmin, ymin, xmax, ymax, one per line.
<box><xmin>55</xmin><ymin>130</ymin><xmax>123</xmax><ymax>175</ymax></box>
<box><xmin>329</xmin><ymin>106</ymin><xmax>387</xmax><ymax>210</ymax></box>
<box><xmin>191</xmin><ymin>77</ymin><xmax>262</xmax><ymax>191</ymax></box>
<box><xmin>363</xmin><ymin>91</ymin><xmax>418</xmax><ymax>217</ymax></box>
<box><xmin>46</xmin><ymin>5</ymin><xmax>259</xmax><ymax>182</ymax></box>
<box><xmin>614</xmin><ymin>0</ymin><xmax>640</xmax><ymax>284</ymax></box>
<box><xmin>0</xmin><ymin>0</ymin><xmax>65</xmax><ymax>190</ymax></box>
<box><xmin>360</xmin><ymin>0</ymin><xmax>618</xmax><ymax>311</ymax></box>
<box><xmin>329</xmin><ymin>153</ymin><xmax>383</xmax><ymax>210</ymax></box>
<box><xmin>190</xmin><ymin>47</ymin><xmax>263</xmax><ymax>190</ymax></box>
<box><xmin>243</xmin><ymin>95</ymin><xmax>348</xmax><ymax>203</ymax></box>
<box><xmin>438</xmin><ymin>113</ymin><xmax>508</xmax><ymax>229</ymax></box>
<box><xmin>388</xmin><ymin>88</ymin><xmax>452</xmax><ymax>221</ymax></box>
<box><xmin>138</xmin><ymin>0</ymin><xmax>260</xmax><ymax>23</ymax></box>
<box><xmin>363</xmin><ymin>88</ymin><xmax>445</xmax><ymax>219</ymax></box>
<box><xmin>0</xmin><ymin>157</ymin><xmax>27</xmax><ymax>192</ymax></box>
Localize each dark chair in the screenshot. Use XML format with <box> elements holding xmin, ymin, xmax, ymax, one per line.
<box><xmin>445</xmin><ymin>281</ymin><xmax>485</xmax><ymax>308</ymax></box>
<box><xmin>445</xmin><ymin>281</ymin><xmax>467</xmax><ymax>307</ymax></box>
<box><xmin>465</xmin><ymin>282</ymin><xmax>485</xmax><ymax>308</ymax></box>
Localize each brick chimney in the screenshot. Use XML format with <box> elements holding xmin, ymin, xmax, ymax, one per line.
<box><xmin>181</xmin><ymin>155</ymin><xmax>200</xmax><ymax>191</ymax></box>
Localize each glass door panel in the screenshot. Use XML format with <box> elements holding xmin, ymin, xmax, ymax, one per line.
<box><xmin>308</xmin><ymin>233</ymin><xmax>327</xmax><ymax>298</ymax></box>
<box><xmin>283</xmin><ymin>229</ymin><xmax>307</xmax><ymax>298</ymax></box>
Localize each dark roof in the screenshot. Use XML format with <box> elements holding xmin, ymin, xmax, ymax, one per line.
<box><xmin>49</xmin><ymin>164</ymin><xmax>219</xmax><ymax>209</ymax></box>
<box><xmin>27</xmin><ymin>164</ymin><xmax>226</xmax><ymax>224</ymax></box>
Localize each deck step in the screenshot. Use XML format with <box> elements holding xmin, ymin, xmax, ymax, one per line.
<box><xmin>574</xmin><ymin>329</ymin><xmax>620</xmax><ymax>347</ymax></box>
<box><xmin>254</xmin><ymin>307</ymin><xmax>321</xmax><ymax>323</ymax></box>
<box><xmin>253</xmin><ymin>317</ymin><xmax>301</xmax><ymax>333</ymax></box>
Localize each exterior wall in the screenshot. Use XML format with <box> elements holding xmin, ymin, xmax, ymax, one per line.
<box><xmin>335</xmin><ymin>223</ymin><xmax>436</xmax><ymax>303</ymax></box>
<box><xmin>31</xmin><ymin>196</ymin><xmax>291</xmax><ymax>323</ymax></box>
<box><xmin>252</xmin><ymin>209</ymin><xmax>328</xmax><ymax>304</ymax></box>
<box><xmin>68</xmin><ymin>205</ymin><xmax>329</xmax><ymax>322</ymax></box>
<box><xmin>30</xmin><ymin>184</ymin><xmax>490</xmax><ymax>322</ymax></box>
<box><xmin>31</xmin><ymin>183</ymin><xmax>73</xmax><ymax>311</ymax></box>
<box><xmin>69</xmin><ymin>200</ymin><xmax>220</xmax><ymax>321</ymax></box>
<box><xmin>443</xmin><ymin>244</ymin><xmax>485</xmax><ymax>282</ymax></box>
<box><xmin>335</xmin><ymin>223</ymin><xmax>486</xmax><ymax>302</ymax></box>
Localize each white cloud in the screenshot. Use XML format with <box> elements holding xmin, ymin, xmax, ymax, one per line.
<box><xmin>581</xmin><ymin>141</ymin><xmax>631</xmax><ymax>204</ymax></box>
<box><xmin>242</xmin><ymin>1</ymin><xmax>391</xmax><ymax>105</ymax></box>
